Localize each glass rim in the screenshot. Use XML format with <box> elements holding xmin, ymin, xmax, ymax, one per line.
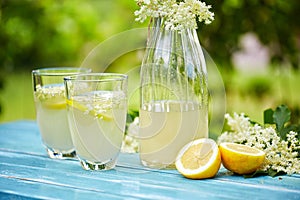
<box><xmin>64</xmin><ymin>73</ymin><xmax>128</xmax><ymax>82</ymax></box>
<box><xmin>32</xmin><ymin>67</ymin><xmax>91</xmax><ymax>76</ymax></box>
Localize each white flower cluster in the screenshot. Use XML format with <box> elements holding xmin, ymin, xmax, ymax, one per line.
<box><xmin>122</xmin><ymin>117</ymin><xmax>140</xmax><ymax>153</ymax></box>
<box><xmin>134</xmin><ymin>0</ymin><xmax>214</xmax><ymax>30</ymax></box>
<box><xmin>35</xmin><ymin>85</ymin><xmax>65</xmax><ymax>100</ymax></box>
<box><xmin>218</xmin><ymin>113</ymin><xmax>300</xmax><ymax>175</ymax></box>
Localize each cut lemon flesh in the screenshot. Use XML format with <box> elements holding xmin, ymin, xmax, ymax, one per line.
<box><xmin>219</xmin><ymin>142</ymin><xmax>265</xmax><ymax>175</ymax></box>
<box><xmin>42</xmin><ymin>98</ymin><xmax>66</xmax><ymax>110</ymax></box>
<box><xmin>175</xmin><ymin>138</ymin><xmax>221</xmax><ymax>179</ymax></box>
<box><xmin>66</xmin><ymin>99</ymin><xmax>112</xmax><ymax>121</ymax></box>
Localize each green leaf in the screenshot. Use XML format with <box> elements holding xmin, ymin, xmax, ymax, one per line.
<box><xmin>273</xmin><ymin>105</ymin><xmax>291</xmax><ymax>139</ymax></box>
<box><xmin>243</xmin><ymin>170</ymin><xmax>268</xmax><ymax>178</ymax></box>
<box><xmin>264</xmin><ymin>108</ymin><xmax>274</xmax><ymax>124</ymax></box>
<box><xmin>243</xmin><ymin>168</ymin><xmax>286</xmax><ymax>178</ymax></box>
<box><xmin>267</xmin><ymin>168</ymin><xmax>287</xmax><ymax>177</ymax></box>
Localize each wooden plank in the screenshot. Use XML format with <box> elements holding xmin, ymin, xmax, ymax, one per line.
<box><xmin>0</xmin><ymin>120</ymin><xmax>44</xmax><ymax>155</ymax></box>
<box><xmin>0</xmin><ymin>121</ymin><xmax>300</xmax><ymax>199</ymax></box>
<box><xmin>1</xmin><ymin>151</ymin><xmax>299</xmax><ymax>199</ymax></box>
<box><xmin>0</xmin><ymin>177</ymin><xmax>126</xmax><ymax>199</ymax></box>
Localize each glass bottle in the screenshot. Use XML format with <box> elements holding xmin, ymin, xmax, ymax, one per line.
<box><xmin>139</xmin><ymin>18</ymin><xmax>209</xmax><ymax>169</ymax></box>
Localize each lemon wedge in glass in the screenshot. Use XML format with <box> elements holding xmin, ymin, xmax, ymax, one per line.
<box><xmin>66</xmin><ymin>99</ymin><xmax>113</xmax><ymax>121</ymax></box>
<box><xmin>42</xmin><ymin>97</ymin><xmax>66</xmax><ymax>110</ymax></box>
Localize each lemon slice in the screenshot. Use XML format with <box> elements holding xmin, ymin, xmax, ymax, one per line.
<box><xmin>219</xmin><ymin>142</ymin><xmax>266</xmax><ymax>175</ymax></box>
<box><xmin>66</xmin><ymin>99</ymin><xmax>113</xmax><ymax>121</ymax></box>
<box><xmin>42</xmin><ymin>98</ymin><xmax>66</xmax><ymax>110</ymax></box>
<box><xmin>175</xmin><ymin>138</ymin><xmax>221</xmax><ymax>179</ymax></box>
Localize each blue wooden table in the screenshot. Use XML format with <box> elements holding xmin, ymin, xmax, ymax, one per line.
<box><xmin>0</xmin><ymin>121</ymin><xmax>299</xmax><ymax>199</ymax></box>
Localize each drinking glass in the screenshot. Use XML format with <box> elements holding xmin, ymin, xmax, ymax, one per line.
<box><xmin>32</xmin><ymin>67</ymin><xmax>91</xmax><ymax>159</ymax></box>
<box><xmin>64</xmin><ymin>73</ymin><xmax>128</xmax><ymax>170</ymax></box>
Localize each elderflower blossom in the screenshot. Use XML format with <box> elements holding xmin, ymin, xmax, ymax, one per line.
<box><xmin>34</xmin><ymin>85</ymin><xmax>65</xmax><ymax>100</ymax></box>
<box><xmin>218</xmin><ymin>113</ymin><xmax>300</xmax><ymax>175</ymax></box>
<box><xmin>134</xmin><ymin>0</ymin><xmax>214</xmax><ymax>30</ymax></box>
<box><xmin>122</xmin><ymin>117</ymin><xmax>139</xmax><ymax>153</ymax></box>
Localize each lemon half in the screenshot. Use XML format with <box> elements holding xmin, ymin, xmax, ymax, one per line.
<box><xmin>219</xmin><ymin>142</ymin><xmax>266</xmax><ymax>175</ymax></box>
<box><xmin>175</xmin><ymin>138</ymin><xmax>221</xmax><ymax>179</ymax></box>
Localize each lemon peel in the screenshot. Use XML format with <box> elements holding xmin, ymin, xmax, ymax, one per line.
<box><xmin>175</xmin><ymin>138</ymin><xmax>221</xmax><ymax>179</ymax></box>
<box><xmin>40</xmin><ymin>95</ymin><xmax>66</xmax><ymax>110</ymax></box>
<box><xmin>66</xmin><ymin>99</ymin><xmax>113</xmax><ymax>121</ymax></box>
<box><xmin>219</xmin><ymin>142</ymin><xmax>266</xmax><ymax>175</ymax></box>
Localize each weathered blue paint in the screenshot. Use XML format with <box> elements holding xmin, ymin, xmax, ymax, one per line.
<box><xmin>0</xmin><ymin>121</ymin><xmax>299</xmax><ymax>199</ymax></box>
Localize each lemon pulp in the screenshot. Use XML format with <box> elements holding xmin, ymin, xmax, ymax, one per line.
<box><xmin>66</xmin><ymin>99</ymin><xmax>112</xmax><ymax>121</ymax></box>
<box><xmin>181</xmin><ymin>143</ymin><xmax>213</xmax><ymax>170</ymax></box>
<box><xmin>225</xmin><ymin>143</ymin><xmax>263</xmax><ymax>155</ymax></box>
<box><xmin>175</xmin><ymin>138</ymin><xmax>221</xmax><ymax>179</ymax></box>
<box><xmin>42</xmin><ymin>97</ymin><xmax>66</xmax><ymax>110</ymax></box>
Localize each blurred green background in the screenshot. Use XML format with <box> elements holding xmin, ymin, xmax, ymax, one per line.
<box><xmin>0</xmin><ymin>0</ymin><xmax>299</xmax><ymax>133</ymax></box>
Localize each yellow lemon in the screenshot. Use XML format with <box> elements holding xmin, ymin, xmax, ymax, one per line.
<box><xmin>66</xmin><ymin>99</ymin><xmax>86</xmax><ymax>111</ymax></box>
<box><xmin>175</xmin><ymin>138</ymin><xmax>221</xmax><ymax>179</ymax></box>
<box><xmin>42</xmin><ymin>97</ymin><xmax>66</xmax><ymax>110</ymax></box>
<box><xmin>219</xmin><ymin>142</ymin><xmax>266</xmax><ymax>175</ymax></box>
<box><xmin>66</xmin><ymin>99</ymin><xmax>112</xmax><ymax>121</ymax></box>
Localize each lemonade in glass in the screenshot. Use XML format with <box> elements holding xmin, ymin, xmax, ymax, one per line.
<box><xmin>64</xmin><ymin>73</ymin><xmax>128</xmax><ymax>170</ymax></box>
<box><xmin>32</xmin><ymin>67</ymin><xmax>91</xmax><ymax>159</ymax></box>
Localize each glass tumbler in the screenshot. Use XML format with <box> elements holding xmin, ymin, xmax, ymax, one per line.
<box><xmin>32</xmin><ymin>67</ymin><xmax>91</xmax><ymax>159</ymax></box>
<box><xmin>64</xmin><ymin>73</ymin><xmax>128</xmax><ymax>170</ymax></box>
